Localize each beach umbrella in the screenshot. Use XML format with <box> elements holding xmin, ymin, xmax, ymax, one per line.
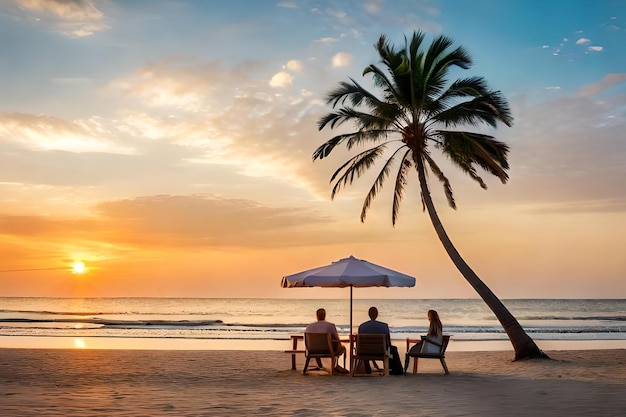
<box><xmin>281</xmin><ymin>255</ymin><xmax>416</xmax><ymax>334</ymax></box>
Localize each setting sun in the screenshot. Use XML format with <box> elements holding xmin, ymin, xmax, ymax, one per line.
<box><xmin>72</xmin><ymin>261</ymin><xmax>86</xmax><ymax>274</ymax></box>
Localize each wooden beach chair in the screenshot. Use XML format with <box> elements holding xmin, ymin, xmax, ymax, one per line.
<box><xmin>302</xmin><ymin>333</ymin><xmax>342</xmax><ymax>375</ymax></box>
<box><xmin>405</xmin><ymin>335</ymin><xmax>450</xmax><ymax>375</ymax></box>
<box><xmin>351</xmin><ymin>334</ymin><xmax>389</xmax><ymax>377</ymax></box>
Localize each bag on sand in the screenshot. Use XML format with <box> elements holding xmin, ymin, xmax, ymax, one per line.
<box><xmin>389</xmin><ymin>345</ymin><xmax>404</xmax><ymax>375</ymax></box>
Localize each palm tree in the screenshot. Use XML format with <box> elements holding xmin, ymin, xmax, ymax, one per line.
<box><xmin>313</xmin><ymin>31</ymin><xmax>548</xmax><ymax>360</ymax></box>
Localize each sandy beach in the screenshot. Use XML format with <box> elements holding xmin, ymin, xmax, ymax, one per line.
<box><xmin>0</xmin><ymin>348</ymin><xmax>624</xmax><ymax>416</ymax></box>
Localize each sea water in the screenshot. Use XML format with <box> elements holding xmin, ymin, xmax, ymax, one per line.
<box><xmin>0</xmin><ymin>297</ymin><xmax>624</xmax><ymax>351</ymax></box>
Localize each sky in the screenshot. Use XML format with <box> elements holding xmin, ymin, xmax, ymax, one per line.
<box><xmin>0</xmin><ymin>0</ymin><xmax>624</xmax><ymax>299</ymax></box>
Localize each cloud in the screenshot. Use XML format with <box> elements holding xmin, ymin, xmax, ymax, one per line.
<box><xmin>363</xmin><ymin>0</ymin><xmax>384</xmax><ymax>15</ymax></box>
<box><xmin>577</xmin><ymin>73</ymin><xmax>626</xmax><ymax>97</ymax></box>
<box><xmin>325</xmin><ymin>8</ymin><xmax>347</xmax><ymax>20</ymax></box>
<box><xmin>285</xmin><ymin>60</ymin><xmax>304</xmax><ymax>72</ymax></box>
<box><xmin>314</xmin><ymin>37</ymin><xmax>340</xmax><ymax>43</ymax></box>
<box><xmin>499</xmin><ymin>84</ymin><xmax>626</xmax><ymax>213</ymax></box>
<box><xmin>0</xmin><ymin>194</ymin><xmax>337</xmax><ymax>250</ymax></box>
<box><xmin>13</xmin><ymin>0</ymin><xmax>108</xmax><ymax>37</ymax></box>
<box><xmin>105</xmin><ymin>57</ymin><xmax>335</xmax><ymax>200</ymax></box>
<box><xmin>110</xmin><ymin>59</ymin><xmax>223</xmax><ymax>111</ymax></box>
<box><xmin>576</xmin><ymin>38</ymin><xmax>591</xmax><ymax>45</ymax></box>
<box><xmin>17</xmin><ymin>0</ymin><xmax>103</xmax><ymax>20</ymax></box>
<box><xmin>0</xmin><ymin>112</ymin><xmax>133</xmax><ymax>154</ymax></box>
<box><xmin>588</xmin><ymin>46</ymin><xmax>604</xmax><ymax>52</ymax></box>
<box><xmin>276</xmin><ymin>1</ymin><xmax>298</xmax><ymax>8</ymax></box>
<box><xmin>269</xmin><ymin>71</ymin><xmax>293</xmax><ymax>88</ymax></box>
<box><xmin>528</xmin><ymin>199</ymin><xmax>626</xmax><ymax>214</ymax></box>
<box><xmin>3</xmin><ymin>54</ymin><xmax>344</xmax><ymax>216</ymax></box>
<box><xmin>331</xmin><ymin>52</ymin><xmax>352</xmax><ymax>68</ymax></box>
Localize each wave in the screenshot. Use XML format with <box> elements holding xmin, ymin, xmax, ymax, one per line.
<box><xmin>0</xmin><ymin>318</ymin><xmax>223</xmax><ymax>327</ymax></box>
<box><xmin>0</xmin><ymin>309</ymin><xmax>219</xmax><ymax>316</ymax></box>
<box><xmin>3</xmin><ymin>309</ymin><xmax>625</xmax><ymax>323</ymax></box>
<box><xmin>516</xmin><ymin>315</ymin><xmax>626</xmax><ymax>322</ymax></box>
<box><xmin>1</xmin><ymin>319</ymin><xmax>623</xmax><ymax>335</ymax></box>
<box><xmin>0</xmin><ymin>309</ymin><xmax>109</xmax><ymax>316</ymax></box>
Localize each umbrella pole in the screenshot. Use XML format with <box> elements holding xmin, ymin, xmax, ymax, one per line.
<box><xmin>349</xmin><ymin>285</ymin><xmax>353</xmax><ymax>370</ymax></box>
<box><xmin>349</xmin><ymin>285</ymin><xmax>353</xmax><ymax>334</ymax></box>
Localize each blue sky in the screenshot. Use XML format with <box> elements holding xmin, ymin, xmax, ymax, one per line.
<box><xmin>0</xmin><ymin>0</ymin><xmax>624</xmax><ymax>299</ymax></box>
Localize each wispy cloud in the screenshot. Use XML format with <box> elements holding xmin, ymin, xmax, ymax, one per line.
<box><xmin>110</xmin><ymin>59</ymin><xmax>223</xmax><ymax>111</ymax></box>
<box><xmin>106</xmin><ymin>57</ymin><xmax>334</xmax><ymax>199</ymax></box>
<box><xmin>0</xmin><ymin>112</ymin><xmax>133</xmax><ymax>154</ymax></box>
<box><xmin>503</xmin><ymin>79</ymin><xmax>626</xmax><ymax>213</ymax></box>
<box><xmin>12</xmin><ymin>0</ymin><xmax>108</xmax><ymax>37</ymax></box>
<box><xmin>528</xmin><ymin>198</ymin><xmax>626</xmax><ymax>214</ymax></box>
<box><xmin>577</xmin><ymin>73</ymin><xmax>626</xmax><ymax>97</ymax></box>
<box><xmin>363</xmin><ymin>0</ymin><xmax>384</xmax><ymax>15</ymax></box>
<box><xmin>0</xmin><ymin>194</ymin><xmax>339</xmax><ymax>250</ymax></box>
<box><xmin>276</xmin><ymin>1</ymin><xmax>299</xmax><ymax>9</ymax></box>
<box><xmin>314</xmin><ymin>37</ymin><xmax>340</xmax><ymax>43</ymax></box>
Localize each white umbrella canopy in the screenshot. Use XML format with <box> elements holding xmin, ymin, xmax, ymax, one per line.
<box><xmin>281</xmin><ymin>255</ymin><xmax>416</xmax><ymax>333</ymax></box>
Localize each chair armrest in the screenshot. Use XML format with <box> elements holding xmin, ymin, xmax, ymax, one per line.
<box><xmin>406</xmin><ymin>337</ymin><xmax>421</xmax><ymax>350</ymax></box>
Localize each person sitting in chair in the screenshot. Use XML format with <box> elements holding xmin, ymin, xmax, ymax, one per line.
<box><xmin>305</xmin><ymin>308</ymin><xmax>349</xmax><ymax>374</ymax></box>
<box><xmin>404</xmin><ymin>309</ymin><xmax>444</xmax><ymax>374</ymax></box>
<box><xmin>408</xmin><ymin>309</ymin><xmax>443</xmax><ymax>353</ymax></box>
<box><xmin>358</xmin><ymin>306</ymin><xmax>404</xmax><ymax>375</ymax></box>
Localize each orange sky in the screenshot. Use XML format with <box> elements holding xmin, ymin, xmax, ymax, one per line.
<box><xmin>1</xmin><ymin>1</ymin><xmax>624</xmax><ymax>299</ymax></box>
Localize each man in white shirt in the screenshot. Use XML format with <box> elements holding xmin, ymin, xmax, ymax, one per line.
<box><xmin>305</xmin><ymin>308</ymin><xmax>348</xmax><ymax>374</ymax></box>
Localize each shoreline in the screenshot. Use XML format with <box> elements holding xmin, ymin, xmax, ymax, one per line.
<box><xmin>1</xmin><ymin>348</ymin><xmax>624</xmax><ymax>416</ymax></box>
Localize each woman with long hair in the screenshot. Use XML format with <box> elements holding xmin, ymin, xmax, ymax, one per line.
<box><xmin>408</xmin><ymin>309</ymin><xmax>443</xmax><ymax>355</ymax></box>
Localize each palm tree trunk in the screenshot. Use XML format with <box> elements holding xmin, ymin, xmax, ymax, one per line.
<box><xmin>415</xmin><ymin>157</ymin><xmax>548</xmax><ymax>360</ymax></box>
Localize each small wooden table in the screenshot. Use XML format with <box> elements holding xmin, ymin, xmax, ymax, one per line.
<box><xmin>286</xmin><ymin>334</ymin><xmax>352</xmax><ymax>370</ymax></box>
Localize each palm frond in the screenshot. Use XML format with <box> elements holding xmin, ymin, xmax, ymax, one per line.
<box><xmin>426</xmin><ymin>36</ymin><xmax>473</xmax><ymax>83</ymax></box>
<box><xmin>422</xmin><ymin>40</ymin><xmax>473</xmax><ymax>105</ymax></box>
<box><xmin>359</xmin><ymin>146</ymin><xmax>410</xmax><ymax>222</ymax></box>
<box><xmin>436</xmin><ymin>130</ymin><xmax>510</xmax><ymax>184</ymax></box>
<box><xmin>428</xmin><ymin>76</ymin><xmax>489</xmax><ymax>115</ymax></box>
<box><xmin>375</xmin><ymin>35</ymin><xmax>404</xmax><ymax>71</ymax></box>
<box><xmin>363</xmin><ymin>64</ymin><xmax>402</xmax><ymax>105</ymax></box>
<box><xmin>433</xmin><ymin>91</ymin><xmax>513</xmax><ymax>128</ymax></box>
<box><xmin>313</xmin><ymin>130</ymin><xmax>392</xmax><ymax>161</ymax></box>
<box><xmin>317</xmin><ymin>107</ymin><xmax>391</xmax><ymax>131</ymax></box>
<box><xmin>328</xmin><ymin>144</ymin><xmax>388</xmax><ymax>199</ymax></box>
<box><xmin>325</xmin><ymin>78</ymin><xmax>382</xmax><ymax>109</ymax></box>
<box><xmin>408</xmin><ymin>31</ymin><xmax>426</xmax><ymax>64</ymax></box>
<box><xmin>391</xmin><ymin>151</ymin><xmax>413</xmax><ymax>225</ymax></box>
<box><xmin>370</xmin><ymin>35</ymin><xmax>414</xmax><ymax>110</ymax></box>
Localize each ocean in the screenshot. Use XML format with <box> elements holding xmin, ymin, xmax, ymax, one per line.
<box><xmin>1</xmin><ymin>298</ymin><xmax>625</xmax><ymax>351</ymax></box>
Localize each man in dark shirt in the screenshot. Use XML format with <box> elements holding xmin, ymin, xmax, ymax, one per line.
<box><xmin>357</xmin><ymin>306</ymin><xmax>403</xmax><ymax>375</ymax></box>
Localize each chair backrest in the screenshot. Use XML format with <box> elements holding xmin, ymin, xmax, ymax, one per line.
<box><xmin>355</xmin><ymin>334</ymin><xmax>387</xmax><ymax>357</ymax></box>
<box><xmin>304</xmin><ymin>332</ymin><xmax>333</xmax><ymax>355</ymax></box>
